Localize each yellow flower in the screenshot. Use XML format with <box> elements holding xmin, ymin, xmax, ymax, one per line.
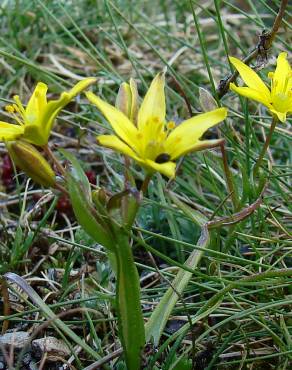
<box><xmin>86</xmin><ymin>73</ymin><xmax>227</xmax><ymax>178</ymax></box>
<box><xmin>229</xmin><ymin>52</ymin><xmax>292</xmax><ymax>122</ymax></box>
<box><xmin>0</xmin><ymin>78</ymin><xmax>96</xmax><ymax>145</ymax></box>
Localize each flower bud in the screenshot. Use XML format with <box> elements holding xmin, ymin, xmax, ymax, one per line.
<box><xmin>106</xmin><ymin>189</ymin><xmax>140</xmax><ymax>229</ymax></box>
<box><xmin>92</xmin><ymin>188</ymin><xmax>108</xmax><ymax>207</ymax></box>
<box><xmin>115</xmin><ymin>78</ymin><xmax>138</xmax><ymax>124</ymax></box>
<box><xmin>199</xmin><ymin>87</ymin><xmax>218</xmax><ymax>112</ymax></box>
<box><xmin>7</xmin><ymin>140</ymin><xmax>56</xmax><ymax>187</ymax></box>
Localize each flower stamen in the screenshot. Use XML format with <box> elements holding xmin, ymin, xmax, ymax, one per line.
<box><xmin>167</xmin><ymin>121</ymin><xmax>176</xmax><ymax>131</ymax></box>
<box><xmin>13</xmin><ymin>95</ymin><xmax>26</xmax><ymax>117</ymax></box>
<box><xmin>5</xmin><ymin>105</ymin><xmax>15</xmax><ymax>114</ymax></box>
<box><xmin>5</xmin><ymin>104</ymin><xmax>24</xmax><ymax>126</ymax></box>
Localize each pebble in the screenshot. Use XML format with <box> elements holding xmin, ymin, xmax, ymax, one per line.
<box><xmin>32</xmin><ymin>337</ymin><xmax>71</xmax><ymax>358</ymax></box>
<box><xmin>0</xmin><ymin>331</ymin><xmax>30</xmax><ymax>349</ymax></box>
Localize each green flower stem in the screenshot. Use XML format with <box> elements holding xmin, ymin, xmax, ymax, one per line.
<box><xmin>253</xmin><ymin>115</ymin><xmax>278</xmax><ymax>178</ymax></box>
<box><xmin>114</xmin><ymin>231</ymin><xmax>145</xmax><ymax>370</ymax></box>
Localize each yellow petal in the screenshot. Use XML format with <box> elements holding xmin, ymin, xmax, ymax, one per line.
<box><xmin>165</xmin><ymin>108</ymin><xmax>227</xmax><ymax>160</ymax></box>
<box><xmin>230</xmin><ymin>84</ymin><xmax>272</xmax><ymax>108</ymax></box>
<box><xmin>273</xmin><ymin>52</ymin><xmax>290</xmax><ymax>94</ymax></box>
<box><xmin>269</xmin><ymin>109</ymin><xmax>286</xmax><ymax>123</ymax></box>
<box><xmin>47</xmin><ymin>78</ymin><xmax>97</xmax><ymax>125</ymax></box>
<box><xmin>0</xmin><ymin>122</ymin><xmax>24</xmax><ymax>141</ymax></box>
<box><xmin>137</xmin><ymin>72</ymin><xmax>166</xmax><ymax>130</ymax></box>
<box><xmin>25</xmin><ymin>78</ymin><xmax>97</xmax><ymax>146</ymax></box>
<box><xmin>229</xmin><ymin>56</ymin><xmax>270</xmax><ymax>99</ymax></box>
<box><xmin>144</xmin><ymin>159</ymin><xmax>176</xmax><ymax>178</ymax></box>
<box><xmin>47</xmin><ymin>77</ymin><xmax>97</xmax><ymax>113</ymax></box>
<box><xmin>97</xmin><ymin>135</ymin><xmax>139</xmax><ymax>160</ymax></box>
<box><xmin>171</xmin><ymin>139</ymin><xmax>224</xmax><ymax>158</ymax></box>
<box><xmin>86</xmin><ymin>91</ymin><xmax>139</xmax><ymax>150</ymax></box>
<box><xmin>66</xmin><ymin>77</ymin><xmax>97</xmax><ymax>100</ymax></box>
<box><xmin>25</xmin><ymin>82</ymin><xmax>48</xmax><ymax>124</ymax></box>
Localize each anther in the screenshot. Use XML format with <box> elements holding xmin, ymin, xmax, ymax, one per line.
<box><xmin>5</xmin><ymin>105</ymin><xmax>15</xmax><ymax>113</ymax></box>
<box><xmin>167</xmin><ymin>121</ymin><xmax>176</xmax><ymax>130</ymax></box>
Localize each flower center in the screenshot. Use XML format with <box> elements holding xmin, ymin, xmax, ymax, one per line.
<box><xmin>143</xmin><ymin>137</ymin><xmax>166</xmax><ymax>161</ymax></box>
<box><xmin>272</xmin><ymin>93</ymin><xmax>292</xmax><ymax>113</ymax></box>
<box><xmin>139</xmin><ymin>118</ymin><xmax>177</xmax><ymax>161</ymax></box>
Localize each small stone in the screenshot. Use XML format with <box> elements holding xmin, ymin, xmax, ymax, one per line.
<box><xmin>22</xmin><ymin>352</ymin><xmax>32</xmax><ymax>365</ymax></box>
<box><xmin>165</xmin><ymin>319</ymin><xmax>186</xmax><ymax>334</ymax></box>
<box><xmin>29</xmin><ymin>361</ymin><xmax>39</xmax><ymax>370</ymax></box>
<box><xmin>0</xmin><ymin>331</ymin><xmax>30</xmax><ymax>349</ymax></box>
<box><xmin>32</xmin><ymin>337</ymin><xmax>71</xmax><ymax>358</ymax></box>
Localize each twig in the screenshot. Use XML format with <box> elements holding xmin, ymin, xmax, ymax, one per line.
<box><xmin>43</xmin><ymin>144</ymin><xmax>66</xmax><ymax>176</ymax></box>
<box><xmin>207</xmin><ymin>183</ymin><xmax>267</xmax><ymax>229</ymax></box>
<box><xmin>170</xmin><ymin>76</ymin><xmax>193</xmax><ymax>117</ymax></box>
<box><xmin>217</xmin><ymin>0</ymin><xmax>288</xmax><ymax>99</ymax></box>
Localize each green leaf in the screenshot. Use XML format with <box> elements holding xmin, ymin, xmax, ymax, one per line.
<box><xmin>59</xmin><ymin>148</ymin><xmax>91</xmax><ymax>200</ymax></box>
<box><xmin>67</xmin><ymin>174</ymin><xmax>114</xmax><ymax>251</ymax></box>
<box><xmin>114</xmin><ymin>231</ymin><xmax>145</xmax><ymax>370</ymax></box>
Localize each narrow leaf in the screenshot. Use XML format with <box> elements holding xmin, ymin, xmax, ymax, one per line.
<box><xmin>115</xmin><ymin>231</ymin><xmax>145</xmax><ymax>370</ymax></box>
